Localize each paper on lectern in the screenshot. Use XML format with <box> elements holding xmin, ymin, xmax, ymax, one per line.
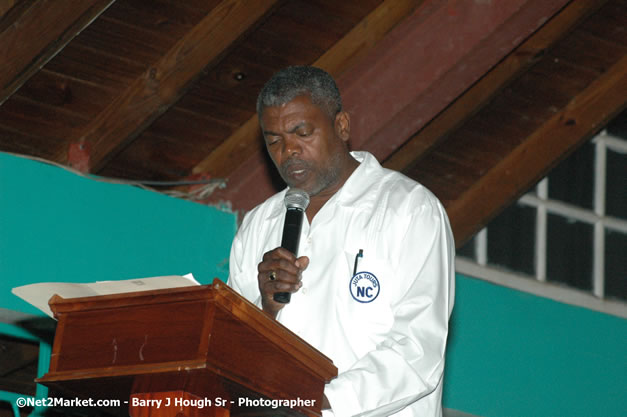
<box><xmin>11</xmin><ymin>273</ymin><xmax>200</xmax><ymax>318</ymax></box>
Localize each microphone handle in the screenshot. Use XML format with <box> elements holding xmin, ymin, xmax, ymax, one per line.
<box><xmin>274</xmin><ymin>208</ymin><xmax>303</xmax><ymax>303</ymax></box>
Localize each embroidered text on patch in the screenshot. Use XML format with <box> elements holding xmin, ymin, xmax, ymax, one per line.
<box><xmin>349</xmin><ymin>271</ymin><xmax>380</xmax><ymax>303</ymax></box>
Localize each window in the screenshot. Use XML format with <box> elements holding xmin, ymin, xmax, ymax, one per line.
<box><xmin>457</xmin><ymin>113</ymin><xmax>627</xmax><ymax>318</ymax></box>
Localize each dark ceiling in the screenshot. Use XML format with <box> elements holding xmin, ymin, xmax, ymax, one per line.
<box><xmin>1</xmin><ymin>0</ymin><xmax>626</xmax><ymax>247</ymax></box>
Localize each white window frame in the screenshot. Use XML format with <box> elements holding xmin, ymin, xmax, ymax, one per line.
<box><xmin>456</xmin><ymin>130</ymin><xmax>627</xmax><ymax>319</ymax></box>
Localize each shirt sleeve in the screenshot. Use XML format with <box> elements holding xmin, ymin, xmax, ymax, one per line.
<box><xmin>324</xmin><ymin>198</ymin><xmax>455</xmax><ymax>417</ymax></box>
<box><xmin>227</xmin><ymin>216</ymin><xmax>264</xmax><ymax>309</ymax></box>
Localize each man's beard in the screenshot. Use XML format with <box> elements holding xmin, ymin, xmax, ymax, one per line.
<box><xmin>279</xmin><ymin>152</ymin><xmax>344</xmax><ymax>197</ymax></box>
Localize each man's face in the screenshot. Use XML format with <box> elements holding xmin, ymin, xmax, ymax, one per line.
<box><xmin>260</xmin><ymin>94</ymin><xmax>350</xmax><ymax>197</ymax></box>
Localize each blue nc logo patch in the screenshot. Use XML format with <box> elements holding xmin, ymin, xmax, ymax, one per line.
<box><xmin>349</xmin><ymin>271</ymin><xmax>380</xmax><ymax>303</ymax></box>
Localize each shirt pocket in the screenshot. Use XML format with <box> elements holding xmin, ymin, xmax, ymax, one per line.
<box><xmin>338</xmin><ymin>250</ymin><xmax>395</xmax><ymax>349</ymax></box>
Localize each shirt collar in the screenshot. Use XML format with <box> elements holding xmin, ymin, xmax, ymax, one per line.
<box><xmin>334</xmin><ymin>151</ymin><xmax>384</xmax><ymax>209</ymax></box>
<box><xmin>266</xmin><ymin>151</ymin><xmax>383</xmax><ymax>219</ymax></box>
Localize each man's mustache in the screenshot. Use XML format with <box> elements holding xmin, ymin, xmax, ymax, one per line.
<box><xmin>279</xmin><ymin>158</ymin><xmax>312</xmax><ymax>176</ymax></box>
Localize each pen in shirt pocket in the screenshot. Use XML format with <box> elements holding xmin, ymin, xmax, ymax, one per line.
<box><xmin>353</xmin><ymin>249</ymin><xmax>363</xmax><ymax>276</ymax></box>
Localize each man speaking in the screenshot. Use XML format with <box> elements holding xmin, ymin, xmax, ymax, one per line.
<box><xmin>228</xmin><ymin>66</ymin><xmax>455</xmax><ymax>417</ymax></box>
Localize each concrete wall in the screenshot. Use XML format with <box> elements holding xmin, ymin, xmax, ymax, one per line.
<box><xmin>444</xmin><ymin>275</ymin><xmax>627</xmax><ymax>417</ymax></box>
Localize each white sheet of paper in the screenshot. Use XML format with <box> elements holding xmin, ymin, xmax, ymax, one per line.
<box><xmin>12</xmin><ymin>273</ymin><xmax>201</xmax><ymax>318</ymax></box>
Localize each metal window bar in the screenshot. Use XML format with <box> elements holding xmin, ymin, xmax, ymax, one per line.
<box><xmin>458</xmin><ymin>130</ymin><xmax>626</xmax><ymax>313</ymax></box>
<box><xmin>536</xmin><ymin>179</ymin><xmax>548</xmax><ymax>283</ymax></box>
<box><xmin>476</xmin><ymin>228</ymin><xmax>487</xmax><ymax>266</ymax></box>
<box><xmin>599</xmin><ymin>131</ymin><xmax>627</xmax><ymax>154</ymax></box>
<box><xmin>593</xmin><ymin>135</ymin><xmax>607</xmax><ymax>298</ymax></box>
<box><xmin>519</xmin><ymin>196</ymin><xmax>627</xmax><ymax>233</ymax></box>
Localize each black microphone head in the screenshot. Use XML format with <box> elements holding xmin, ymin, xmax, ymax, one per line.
<box><xmin>284</xmin><ymin>188</ymin><xmax>310</xmax><ymax>211</ymax></box>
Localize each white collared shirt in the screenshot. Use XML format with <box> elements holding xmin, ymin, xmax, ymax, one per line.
<box><xmin>228</xmin><ymin>151</ymin><xmax>455</xmax><ymax>417</ymax></box>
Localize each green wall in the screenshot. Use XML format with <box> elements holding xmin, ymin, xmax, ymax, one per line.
<box><xmin>444</xmin><ymin>275</ymin><xmax>627</xmax><ymax>417</ymax></box>
<box><xmin>0</xmin><ymin>152</ymin><xmax>237</xmax><ymax>316</ymax></box>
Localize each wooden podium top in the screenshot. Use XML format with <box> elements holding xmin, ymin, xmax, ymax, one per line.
<box><xmin>38</xmin><ymin>279</ymin><xmax>337</xmax><ymax>416</ymax></box>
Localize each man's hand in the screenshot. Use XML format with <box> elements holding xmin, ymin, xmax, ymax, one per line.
<box><xmin>257</xmin><ymin>247</ymin><xmax>309</xmax><ymax>318</ymax></box>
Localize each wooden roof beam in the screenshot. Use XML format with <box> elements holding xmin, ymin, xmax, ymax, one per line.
<box><xmin>201</xmin><ymin>0</ymin><xmax>573</xmax><ymax>213</ymax></box>
<box><xmin>383</xmin><ymin>0</ymin><xmax>609</xmax><ymax>172</ymax></box>
<box><xmin>447</xmin><ymin>54</ymin><xmax>627</xmax><ymax>246</ymax></box>
<box><xmin>0</xmin><ymin>0</ymin><xmax>115</xmax><ymax>105</ymax></box>
<box><xmin>191</xmin><ymin>0</ymin><xmax>422</xmax><ymax>180</ymax></box>
<box><xmin>340</xmin><ymin>0</ymin><xmax>572</xmax><ymax>159</ymax></box>
<box><xmin>64</xmin><ymin>0</ymin><xmax>280</xmax><ymax>173</ymax></box>
<box><xmin>0</xmin><ymin>0</ymin><xmax>17</xmax><ymax>19</ymax></box>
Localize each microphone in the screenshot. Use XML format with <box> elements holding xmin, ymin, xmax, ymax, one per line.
<box><xmin>274</xmin><ymin>188</ymin><xmax>310</xmax><ymax>303</ymax></box>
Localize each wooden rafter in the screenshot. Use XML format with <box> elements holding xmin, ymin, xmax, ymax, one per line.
<box><xmin>0</xmin><ymin>0</ymin><xmax>17</xmax><ymax>18</ymax></box>
<box><xmin>62</xmin><ymin>0</ymin><xmax>279</xmax><ymax>173</ymax></box>
<box><xmin>383</xmin><ymin>0</ymin><xmax>609</xmax><ymax>172</ymax></box>
<box><xmin>342</xmin><ymin>0</ymin><xmax>572</xmax><ymax>158</ymax></box>
<box><xmin>191</xmin><ymin>0</ymin><xmax>421</xmax><ymax>179</ymax></box>
<box><xmin>447</xmin><ymin>53</ymin><xmax>627</xmax><ymax>245</ymax></box>
<box><xmin>201</xmin><ymin>0</ymin><xmax>575</xmax><ymax>213</ymax></box>
<box><xmin>0</xmin><ymin>0</ymin><xmax>116</xmax><ymax>105</ymax></box>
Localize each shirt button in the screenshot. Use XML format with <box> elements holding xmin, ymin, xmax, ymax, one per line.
<box><xmin>307</xmin><ymin>237</ymin><xmax>312</xmax><ymax>244</ymax></box>
<box><xmin>302</xmin><ymin>287</ymin><xmax>308</xmax><ymax>294</ymax></box>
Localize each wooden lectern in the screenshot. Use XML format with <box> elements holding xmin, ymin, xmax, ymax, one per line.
<box><xmin>37</xmin><ymin>279</ymin><xmax>337</xmax><ymax>417</ymax></box>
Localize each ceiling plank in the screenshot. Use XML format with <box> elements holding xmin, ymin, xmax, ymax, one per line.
<box><xmin>191</xmin><ymin>0</ymin><xmax>421</xmax><ymax>179</ymax></box>
<box><xmin>200</xmin><ymin>0</ymin><xmax>575</xmax><ymax>214</ymax></box>
<box><xmin>446</xmin><ymin>53</ymin><xmax>627</xmax><ymax>246</ymax></box>
<box><xmin>0</xmin><ymin>0</ymin><xmax>31</xmax><ymax>31</ymax></box>
<box><xmin>0</xmin><ymin>0</ymin><xmax>16</xmax><ymax>18</ymax></box>
<box><xmin>0</xmin><ymin>0</ymin><xmax>115</xmax><ymax>105</ymax></box>
<box><xmin>64</xmin><ymin>0</ymin><xmax>280</xmax><ymax>173</ymax></box>
<box><xmin>383</xmin><ymin>0</ymin><xmax>609</xmax><ymax>172</ymax></box>
<box><xmin>342</xmin><ymin>0</ymin><xmax>572</xmax><ymax>159</ymax></box>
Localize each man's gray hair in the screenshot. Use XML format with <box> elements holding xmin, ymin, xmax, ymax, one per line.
<box><xmin>256</xmin><ymin>66</ymin><xmax>342</xmax><ymax>119</ymax></box>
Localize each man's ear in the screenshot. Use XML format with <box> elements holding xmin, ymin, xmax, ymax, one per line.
<box><xmin>335</xmin><ymin>111</ymin><xmax>350</xmax><ymax>142</ymax></box>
